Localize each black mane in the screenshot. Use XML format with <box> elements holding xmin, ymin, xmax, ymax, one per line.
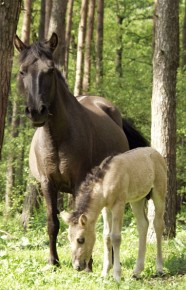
<box><xmin>69</xmin><ymin>155</ymin><xmax>113</xmax><ymax>223</ymax></box>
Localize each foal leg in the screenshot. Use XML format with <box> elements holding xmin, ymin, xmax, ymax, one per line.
<box><xmin>110</xmin><ymin>203</ymin><xmax>124</xmax><ymax>282</ymax></box>
<box><xmin>101</xmin><ymin>207</ymin><xmax>112</xmax><ymax>277</ymax></box>
<box><xmin>152</xmin><ymin>193</ymin><xmax>165</xmax><ymax>275</ymax></box>
<box><xmin>131</xmin><ymin>199</ymin><xmax>149</xmax><ymax>277</ymax></box>
<box><xmin>42</xmin><ymin>181</ymin><xmax>60</xmax><ymax>266</ymax></box>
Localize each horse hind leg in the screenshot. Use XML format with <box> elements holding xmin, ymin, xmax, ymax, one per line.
<box><xmin>152</xmin><ymin>189</ymin><xmax>166</xmax><ymax>275</ymax></box>
<box><xmin>130</xmin><ymin>198</ymin><xmax>149</xmax><ymax>277</ymax></box>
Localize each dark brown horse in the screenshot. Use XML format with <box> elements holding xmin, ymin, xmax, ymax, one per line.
<box><xmin>14</xmin><ymin>33</ymin><xmax>148</xmax><ymax>269</ymax></box>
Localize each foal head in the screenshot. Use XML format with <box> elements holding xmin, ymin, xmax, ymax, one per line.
<box><xmin>62</xmin><ymin>211</ymin><xmax>96</xmax><ymax>271</ymax></box>
<box><xmin>14</xmin><ymin>33</ymin><xmax>58</xmax><ymax>127</ymax></box>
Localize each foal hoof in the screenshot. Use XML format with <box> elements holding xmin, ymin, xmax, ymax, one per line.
<box><xmin>132</xmin><ymin>273</ymin><xmax>142</xmax><ymax>280</ymax></box>
<box><xmin>156</xmin><ymin>270</ymin><xmax>165</xmax><ymax>277</ymax></box>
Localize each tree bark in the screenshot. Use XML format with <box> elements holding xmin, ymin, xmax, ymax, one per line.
<box><xmin>5</xmin><ymin>99</ymin><xmax>20</xmax><ymax>210</ymax></box>
<box><xmin>0</xmin><ymin>0</ymin><xmax>21</xmax><ymax>159</ymax></box>
<box><xmin>150</xmin><ymin>0</ymin><xmax>179</xmax><ymax>238</ymax></box>
<box><xmin>63</xmin><ymin>0</ymin><xmax>74</xmax><ymax>80</ymax></box>
<box><xmin>96</xmin><ymin>0</ymin><xmax>104</xmax><ymax>88</ymax></box>
<box><xmin>21</xmin><ymin>0</ymin><xmax>32</xmax><ymax>45</ymax></box>
<box><xmin>5</xmin><ymin>0</ymin><xmax>31</xmax><ymax>212</ymax></box>
<box><xmin>82</xmin><ymin>0</ymin><xmax>96</xmax><ymax>93</ymax></box>
<box><xmin>74</xmin><ymin>0</ymin><xmax>88</xmax><ymax>96</ymax></box>
<box><xmin>182</xmin><ymin>0</ymin><xmax>186</xmax><ymax>68</ymax></box>
<box><xmin>45</xmin><ymin>0</ymin><xmax>53</xmax><ymax>39</ymax></box>
<box><xmin>48</xmin><ymin>0</ymin><xmax>68</xmax><ymax>66</ymax></box>
<box><xmin>39</xmin><ymin>0</ymin><xmax>46</xmax><ymax>40</ymax></box>
<box><xmin>115</xmin><ymin>0</ymin><xmax>124</xmax><ymax>77</ymax></box>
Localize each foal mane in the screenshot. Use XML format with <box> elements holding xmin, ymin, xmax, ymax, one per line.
<box><xmin>69</xmin><ymin>155</ymin><xmax>113</xmax><ymax>224</ymax></box>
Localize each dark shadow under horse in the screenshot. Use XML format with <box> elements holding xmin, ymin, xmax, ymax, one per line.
<box><xmin>14</xmin><ymin>33</ymin><xmax>148</xmax><ymax>270</ymax></box>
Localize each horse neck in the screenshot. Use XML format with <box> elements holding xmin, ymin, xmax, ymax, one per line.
<box><xmin>44</xmin><ymin>70</ymin><xmax>80</xmax><ymax>140</ymax></box>
<box><xmin>81</xmin><ymin>185</ymin><xmax>105</xmax><ymax>225</ymax></box>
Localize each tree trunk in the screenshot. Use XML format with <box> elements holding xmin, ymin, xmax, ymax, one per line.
<box><xmin>63</xmin><ymin>0</ymin><xmax>74</xmax><ymax>80</ymax></box>
<box><xmin>5</xmin><ymin>99</ymin><xmax>20</xmax><ymax>211</ymax></box>
<box><xmin>150</xmin><ymin>0</ymin><xmax>179</xmax><ymax>239</ymax></box>
<box><xmin>39</xmin><ymin>0</ymin><xmax>46</xmax><ymax>40</ymax></box>
<box><xmin>39</xmin><ymin>0</ymin><xmax>53</xmax><ymax>40</ymax></box>
<box><xmin>182</xmin><ymin>0</ymin><xmax>186</xmax><ymax>68</ymax></box>
<box><xmin>74</xmin><ymin>0</ymin><xmax>88</xmax><ymax>96</ymax></box>
<box><xmin>115</xmin><ymin>14</ymin><xmax>124</xmax><ymax>77</ymax></box>
<box><xmin>82</xmin><ymin>0</ymin><xmax>96</xmax><ymax>93</ymax></box>
<box><xmin>5</xmin><ymin>0</ymin><xmax>31</xmax><ymax>212</ymax></box>
<box><xmin>48</xmin><ymin>0</ymin><xmax>68</xmax><ymax>66</ymax></box>
<box><xmin>96</xmin><ymin>0</ymin><xmax>104</xmax><ymax>88</ymax></box>
<box><xmin>21</xmin><ymin>0</ymin><xmax>32</xmax><ymax>45</ymax></box>
<box><xmin>22</xmin><ymin>180</ymin><xmax>42</xmax><ymax>229</ymax></box>
<box><xmin>0</xmin><ymin>0</ymin><xmax>21</xmax><ymax>159</ymax></box>
<box><xmin>45</xmin><ymin>0</ymin><xmax>53</xmax><ymax>39</ymax></box>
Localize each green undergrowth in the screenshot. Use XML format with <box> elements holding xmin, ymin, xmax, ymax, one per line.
<box><xmin>0</xmin><ymin>205</ymin><xmax>186</xmax><ymax>290</ymax></box>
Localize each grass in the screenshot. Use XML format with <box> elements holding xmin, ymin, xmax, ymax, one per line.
<box><xmin>0</xmin><ymin>205</ymin><xmax>186</xmax><ymax>290</ymax></box>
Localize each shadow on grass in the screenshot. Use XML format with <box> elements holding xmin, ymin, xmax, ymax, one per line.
<box><xmin>164</xmin><ymin>253</ymin><xmax>186</xmax><ymax>276</ymax></box>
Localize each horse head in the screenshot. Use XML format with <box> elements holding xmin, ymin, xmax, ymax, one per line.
<box><xmin>14</xmin><ymin>33</ymin><xmax>58</xmax><ymax>127</ymax></box>
<box><xmin>61</xmin><ymin>211</ymin><xmax>96</xmax><ymax>272</ymax></box>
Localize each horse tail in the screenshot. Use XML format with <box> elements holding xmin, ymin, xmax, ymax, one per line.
<box><xmin>122</xmin><ymin>118</ymin><xmax>149</xmax><ymax>149</ymax></box>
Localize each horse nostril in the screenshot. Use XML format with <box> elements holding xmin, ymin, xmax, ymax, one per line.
<box><xmin>25</xmin><ymin>106</ymin><xmax>31</xmax><ymax>115</ymax></box>
<box><xmin>40</xmin><ymin>105</ymin><xmax>47</xmax><ymax>115</ymax></box>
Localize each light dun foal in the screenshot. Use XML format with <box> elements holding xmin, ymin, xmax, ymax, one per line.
<box><xmin>62</xmin><ymin>147</ymin><xmax>167</xmax><ymax>282</ymax></box>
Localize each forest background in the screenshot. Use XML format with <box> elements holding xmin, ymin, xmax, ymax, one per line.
<box><xmin>0</xmin><ymin>0</ymin><xmax>185</xmax><ymax>289</ymax></box>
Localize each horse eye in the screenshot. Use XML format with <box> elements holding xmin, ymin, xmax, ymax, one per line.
<box><xmin>19</xmin><ymin>70</ymin><xmax>26</xmax><ymax>76</ymax></box>
<box><xmin>77</xmin><ymin>237</ymin><xmax>85</xmax><ymax>244</ymax></box>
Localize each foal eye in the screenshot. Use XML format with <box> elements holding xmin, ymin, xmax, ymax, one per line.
<box><xmin>77</xmin><ymin>237</ymin><xmax>85</xmax><ymax>244</ymax></box>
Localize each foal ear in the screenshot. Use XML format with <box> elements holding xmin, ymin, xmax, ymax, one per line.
<box><xmin>79</xmin><ymin>214</ymin><xmax>88</xmax><ymax>227</ymax></box>
<box><xmin>14</xmin><ymin>35</ymin><xmax>28</xmax><ymax>52</ymax></box>
<box><xmin>60</xmin><ymin>211</ymin><xmax>71</xmax><ymax>224</ymax></box>
<box><xmin>47</xmin><ymin>33</ymin><xmax>58</xmax><ymax>52</ymax></box>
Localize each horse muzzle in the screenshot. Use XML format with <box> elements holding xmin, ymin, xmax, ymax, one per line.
<box><xmin>73</xmin><ymin>260</ymin><xmax>86</xmax><ymax>272</ymax></box>
<box><xmin>25</xmin><ymin>104</ymin><xmax>49</xmax><ymax>127</ymax></box>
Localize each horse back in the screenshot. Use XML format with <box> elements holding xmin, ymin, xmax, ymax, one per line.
<box><xmin>77</xmin><ymin>96</ymin><xmax>129</xmax><ymax>165</ymax></box>
<box><xmin>101</xmin><ymin>147</ymin><xmax>167</xmax><ymax>204</ymax></box>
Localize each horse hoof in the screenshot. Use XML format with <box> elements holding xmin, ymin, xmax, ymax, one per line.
<box><xmin>156</xmin><ymin>270</ymin><xmax>165</xmax><ymax>277</ymax></box>
<box><xmin>49</xmin><ymin>258</ymin><xmax>60</xmax><ymax>267</ymax></box>
<box><xmin>132</xmin><ymin>273</ymin><xmax>142</xmax><ymax>280</ymax></box>
<box><xmin>113</xmin><ymin>275</ymin><xmax>121</xmax><ymax>283</ymax></box>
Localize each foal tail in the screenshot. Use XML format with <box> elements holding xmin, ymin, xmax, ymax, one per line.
<box><xmin>122</xmin><ymin>118</ymin><xmax>149</xmax><ymax>149</ymax></box>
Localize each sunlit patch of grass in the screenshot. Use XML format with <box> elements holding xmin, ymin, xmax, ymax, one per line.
<box><xmin>0</xmin><ymin>207</ymin><xmax>186</xmax><ymax>289</ymax></box>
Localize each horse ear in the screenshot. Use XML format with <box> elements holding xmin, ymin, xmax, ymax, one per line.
<box><xmin>79</xmin><ymin>214</ymin><xmax>87</xmax><ymax>227</ymax></box>
<box><xmin>14</xmin><ymin>35</ymin><xmax>28</xmax><ymax>52</ymax></box>
<box><xmin>60</xmin><ymin>211</ymin><xmax>71</xmax><ymax>224</ymax></box>
<box><xmin>47</xmin><ymin>33</ymin><xmax>58</xmax><ymax>52</ymax></box>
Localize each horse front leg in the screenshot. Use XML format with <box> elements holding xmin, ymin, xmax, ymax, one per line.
<box><xmin>101</xmin><ymin>207</ymin><xmax>112</xmax><ymax>277</ymax></box>
<box><xmin>42</xmin><ymin>181</ymin><xmax>60</xmax><ymax>266</ymax></box>
<box><xmin>110</xmin><ymin>204</ymin><xmax>124</xmax><ymax>282</ymax></box>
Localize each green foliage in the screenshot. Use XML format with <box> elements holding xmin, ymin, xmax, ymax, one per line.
<box><xmin>0</xmin><ymin>207</ymin><xmax>186</xmax><ymax>289</ymax></box>
<box><xmin>0</xmin><ymin>0</ymin><xmax>185</xmax><ymax>225</ymax></box>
